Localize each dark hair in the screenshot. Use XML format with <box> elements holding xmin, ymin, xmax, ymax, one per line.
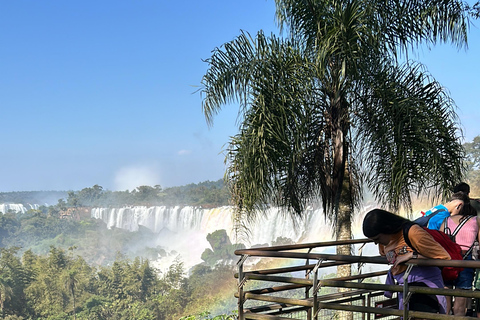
<box><xmin>449</xmin><ymin>191</ymin><xmax>469</xmax><ymax>203</ymax></box>
<box><xmin>362</xmin><ymin>209</ymin><xmax>409</xmax><ymax>238</ymax></box>
<box><xmin>453</xmin><ymin>182</ymin><xmax>470</xmax><ymax>194</ymax></box>
<box><xmin>448</xmin><ymin>191</ymin><xmax>471</xmax><ymax>217</ymax></box>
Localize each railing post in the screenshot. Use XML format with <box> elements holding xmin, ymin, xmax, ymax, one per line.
<box><xmin>312</xmin><ymin>259</ymin><xmax>324</xmax><ymax>320</ymax></box>
<box><xmin>366</xmin><ymin>292</ymin><xmax>371</xmax><ymax>320</ymax></box>
<box><xmin>237</xmin><ymin>254</ymin><xmax>249</xmax><ymax>320</ymax></box>
<box><xmin>403</xmin><ymin>264</ymin><xmax>413</xmax><ymax>320</ymax></box>
<box><xmin>306</xmin><ymin>248</ymin><xmax>313</xmax><ymax>320</ymax></box>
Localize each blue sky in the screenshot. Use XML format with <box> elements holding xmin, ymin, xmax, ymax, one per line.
<box><xmin>0</xmin><ymin>1</ymin><xmax>479</xmax><ymax>192</ymax></box>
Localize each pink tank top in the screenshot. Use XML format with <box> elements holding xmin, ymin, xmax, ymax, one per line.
<box><xmin>446</xmin><ymin>216</ymin><xmax>478</xmax><ymax>251</ymax></box>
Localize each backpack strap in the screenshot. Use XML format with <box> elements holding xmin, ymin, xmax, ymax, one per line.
<box><xmin>463</xmin><ymin>240</ymin><xmax>477</xmax><ymax>259</ymax></box>
<box><xmin>413</xmin><ymin>207</ymin><xmax>446</xmax><ymax>227</ymax></box>
<box><xmin>452</xmin><ymin>215</ymin><xmax>475</xmax><ymax>237</ymax></box>
<box><xmin>444</xmin><ymin>215</ymin><xmax>476</xmax><ymax>259</ymax></box>
<box><xmin>402</xmin><ymin>222</ymin><xmax>417</xmax><ymax>252</ymax></box>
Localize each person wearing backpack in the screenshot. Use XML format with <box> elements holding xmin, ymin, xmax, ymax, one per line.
<box><xmin>415</xmin><ymin>192</ymin><xmax>469</xmax><ymax>230</ymax></box>
<box><xmin>363</xmin><ymin>209</ymin><xmax>451</xmax><ymax>316</ymax></box>
<box><xmin>453</xmin><ymin>182</ymin><xmax>480</xmax><ymax>316</ymax></box>
<box><xmin>440</xmin><ymin>194</ymin><xmax>480</xmax><ymax>315</ymax></box>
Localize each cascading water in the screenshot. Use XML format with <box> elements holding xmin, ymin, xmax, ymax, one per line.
<box><xmin>91</xmin><ymin>204</ymin><xmax>376</xmax><ymax>271</ymax></box>
<box><xmin>0</xmin><ymin>203</ymin><xmax>40</xmax><ymax>214</ymax></box>
<box><xmin>90</xmin><ymin>206</ymin><xmax>338</xmax><ymax>245</ymax></box>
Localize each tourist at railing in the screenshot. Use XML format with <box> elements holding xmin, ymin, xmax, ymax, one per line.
<box><xmin>439</xmin><ymin>196</ymin><xmax>479</xmax><ymax>315</ymax></box>
<box><xmin>414</xmin><ymin>192</ymin><xmax>468</xmax><ymax>230</ymax></box>
<box><xmin>363</xmin><ymin>208</ymin><xmax>451</xmax><ymax>318</ymax></box>
<box><xmin>452</xmin><ymin>182</ymin><xmax>480</xmax><ymax>316</ymax></box>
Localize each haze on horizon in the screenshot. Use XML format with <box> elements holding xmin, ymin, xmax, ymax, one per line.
<box><xmin>1</xmin><ymin>1</ymin><xmax>478</xmax><ymax>193</ymax></box>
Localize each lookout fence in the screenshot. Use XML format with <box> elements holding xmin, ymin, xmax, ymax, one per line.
<box><xmin>234</xmin><ymin>239</ymin><xmax>480</xmax><ymax>320</ymax></box>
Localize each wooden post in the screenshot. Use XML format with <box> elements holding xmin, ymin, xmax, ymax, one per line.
<box><xmin>237</xmin><ymin>254</ymin><xmax>248</xmax><ymax>320</ymax></box>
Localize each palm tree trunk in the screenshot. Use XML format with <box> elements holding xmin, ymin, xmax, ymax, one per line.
<box><xmin>336</xmin><ymin>202</ymin><xmax>353</xmax><ymax>320</ymax></box>
<box><xmin>72</xmin><ymin>288</ymin><xmax>76</xmax><ymax>320</ymax></box>
<box><xmin>335</xmin><ymin>163</ymin><xmax>354</xmax><ymax>320</ymax></box>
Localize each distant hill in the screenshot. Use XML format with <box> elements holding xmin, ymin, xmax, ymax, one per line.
<box><xmin>0</xmin><ymin>191</ymin><xmax>68</xmax><ymax>206</ymax></box>
<box><xmin>0</xmin><ymin>179</ymin><xmax>231</xmax><ymax>208</ymax></box>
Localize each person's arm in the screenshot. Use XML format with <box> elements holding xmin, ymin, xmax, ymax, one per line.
<box><xmin>477</xmin><ymin>216</ymin><xmax>480</xmax><ymax>243</ymax></box>
<box><xmin>393</xmin><ymin>251</ymin><xmax>419</xmax><ymax>267</ymax></box>
<box><xmin>476</xmin><ymin>216</ymin><xmax>480</xmax><ymax>258</ymax></box>
<box><xmin>439</xmin><ymin>219</ymin><xmax>446</xmax><ymax>232</ymax></box>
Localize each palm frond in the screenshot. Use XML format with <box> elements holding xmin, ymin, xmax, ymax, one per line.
<box><xmin>355</xmin><ymin>61</ymin><xmax>465</xmax><ymax>211</ymax></box>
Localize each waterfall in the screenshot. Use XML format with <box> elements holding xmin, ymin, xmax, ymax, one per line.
<box><xmin>91</xmin><ymin>204</ymin><xmax>376</xmax><ymax>271</ymax></box>
<box><xmin>90</xmin><ymin>206</ymin><xmax>344</xmax><ymax>245</ymax></box>
<box><xmin>0</xmin><ymin>203</ymin><xmax>40</xmax><ymax>214</ymax></box>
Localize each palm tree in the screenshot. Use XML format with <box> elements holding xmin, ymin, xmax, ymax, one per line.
<box><xmin>201</xmin><ymin>0</ymin><xmax>472</xmax><ymax>273</ymax></box>
<box><xmin>64</xmin><ymin>270</ymin><xmax>79</xmax><ymax>320</ymax></box>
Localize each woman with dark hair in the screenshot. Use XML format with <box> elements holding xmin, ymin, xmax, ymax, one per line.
<box><xmin>440</xmin><ymin>196</ymin><xmax>480</xmax><ymax>315</ymax></box>
<box><xmin>363</xmin><ymin>209</ymin><xmax>451</xmax><ymax>316</ymax></box>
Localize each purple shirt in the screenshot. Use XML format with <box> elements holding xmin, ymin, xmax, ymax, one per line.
<box><xmin>385</xmin><ymin>266</ymin><xmax>446</xmax><ymax>314</ymax></box>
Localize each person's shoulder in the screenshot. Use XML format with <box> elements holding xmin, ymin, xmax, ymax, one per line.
<box><xmin>409</xmin><ymin>223</ymin><xmax>428</xmax><ymax>236</ymax></box>
<box><xmin>425</xmin><ymin>204</ymin><xmax>446</xmax><ymax>215</ymax></box>
<box><xmin>475</xmin><ymin>215</ymin><xmax>480</xmax><ymax>225</ymax></box>
<box><xmin>433</xmin><ymin>204</ymin><xmax>448</xmax><ymax>212</ymax></box>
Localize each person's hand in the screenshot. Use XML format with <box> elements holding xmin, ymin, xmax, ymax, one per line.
<box><xmin>393</xmin><ymin>252</ymin><xmax>414</xmax><ymax>268</ymax></box>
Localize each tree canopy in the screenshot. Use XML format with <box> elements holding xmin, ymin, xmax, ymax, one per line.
<box><xmin>201</xmin><ymin>0</ymin><xmax>474</xmax><ymax>239</ymax></box>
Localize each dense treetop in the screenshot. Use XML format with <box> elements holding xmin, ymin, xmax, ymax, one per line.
<box><xmin>0</xmin><ymin>179</ymin><xmax>231</xmax><ymax>208</ymax></box>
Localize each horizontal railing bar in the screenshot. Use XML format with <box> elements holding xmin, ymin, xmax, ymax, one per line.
<box><xmin>235</xmin><ymin>260</ymin><xmax>356</xmax><ymax>279</ymax></box>
<box><xmin>331</xmin><ymin>295</ymin><xmax>368</xmax><ymax>305</ymax></box>
<box><xmin>408</xmin><ymin>286</ymin><xmax>480</xmax><ymax>299</ymax></box>
<box><xmin>320</xmin><ymin>279</ymin><xmax>480</xmax><ymax>298</ymax></box>
<box><xmin>247</xmin><ymin>263</ymin><xmax>318</xmax><ymax>274</ymax></box>
<box><xmin>245</xmin><ymin>274</ymin><xmax>313</xmax><ymax>285</ymax></box>
<box><xmin>244</xmin><ymin>313</ymin><xmax>303</xmax><ymax>320</ymax></box>
<box><xmin>239</xmin><ymin>267</ymin><xmax>387</xmax><ymax>282</ymax></box>
<box><xmin>236</xmin><ymin>250</ymin><xmax>480</xmax><ymax>269</ymax></box>
<box><xmin>367</xmin><ymin>290</ymin><xmax>387</xmax><ymax>298</ymax></box>
<box><xmin>318</xmin><ymin>301</ymin><xmax>403</xmax><ymax>316</ymax></box>
<box><xmin>238</xmin><ymin>238</ymin><xmax>372</xmax><ymax>252</ymax></box>
<box><xmin>238</xmin><ymin>284</ymin><xmax>308</xmax><ymax>296</ymax></box>
<box><xmin>242</xmin><ymin>260</ymin><xmax>351</xmax><ymax>276</ymax></box>
<box><xmin>332</xmin><ymin>270</ymin><xmax>388</xmax><ymax>281</ymax></box>
<box><xmin>315</xmin><ymin>289</ymin><xmax>373</xmax><ymax>301</ymax></box>
<box><xmin>245</xmin><ymin>293</ymin><xmax>313</xmax><ymax>307</ymax></box>
<box><xmin>246</xmin><ymin>305</ymin><xmax>309</xmax><ymax>315</ymax></box>
<box><xmin>267</xmin><ymin>306</ymin><xmax>310</xmax><ymax>315</ymax></box>
<box><xmin>235</xmin><ymin>250</ymin><xmax>388</xmax><ymax>264</ymax></box>
<box><xmin>405</xmin><ymin>259</ymin><xmax>480</xmax><ymax>268</ymax></box>
<box><xmin>318</xmin><ymin>301</ymin><xmax>475</xmax><ymax>320</ymax></box>
<box><xmin>244</xmin><ymin>303</ymin><xmax>298</xmax><ymax>313</ymax></box>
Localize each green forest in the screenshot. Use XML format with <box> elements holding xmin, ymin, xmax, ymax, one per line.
<box><xmin>0</xmin><ymin>246</ymin><xmax>238</xmax><ymax>319</ymax></box>
<box><xmin>0</xmin><ymin>209</ymin><xmax>245</xmax><ymax>319</ymax></box>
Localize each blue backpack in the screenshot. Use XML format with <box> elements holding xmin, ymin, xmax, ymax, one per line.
<box><xmin>414</xmin><ymin>206</ymin><xmax>449</xmax><ymax>230</ymax></box>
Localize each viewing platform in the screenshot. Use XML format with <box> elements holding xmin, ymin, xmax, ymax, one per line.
<box><xmin>234</xmin><ymin>239</ymin><xmax>480</xmax><ymax>320</ymax></box>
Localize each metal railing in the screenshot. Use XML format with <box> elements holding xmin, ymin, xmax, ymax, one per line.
<box><xmin>234</xmin><ymin>239</ymin><xmax>480</xmax><ymax>320</ymax></box>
